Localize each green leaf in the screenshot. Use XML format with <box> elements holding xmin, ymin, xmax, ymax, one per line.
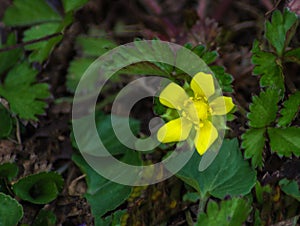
<box><xmin>268</xmin><ymin>127</ymin><xmax>300</xmax><ymax>156</ymax></box>
<box><xmin>0</xmin><ymin>192</ymin><xmax>23</xmax><ymax>226</ymax></box>
<box><xmin>72</xmin><ymin>154</ymin><xmax>132</xmax><ymax>225</ymax></box>
<box><xmin>210</xmin><ymin>65</ymin><xmax>233</xmax><ymax>93</ymax></box>
<box><xmin>13</xmin><ymin>172</ymin><xmax>64</xmax><ymax>204</ymax></box>
<box><xmin>0</xmin><ymin>104</ymin><xmax>13</xmax><ymax>138</ymax></box>
<box><xmin>97</xmin><ymin>209</ymin><xmax>126</xmax><ymax>226</ymax></box>
<box><xmin>0</xmin><ymin>163</ymin><xmax>18</xmax><ymax>182</ymax></box>
<box><xmin>285</xmin><ymin>47</ymin><xmax>300</xmax><ymax>64</ymax></box>
<box><xmin>279</xmin><ymin>179</ymin><xmax>300</xmax><ymax>201</ymax></box>
<box><xmin>23</xmin><ymin>22</ymin><xmax>63</xmax><ymax>63</ymax></box>
<box><xmin>265</xmin><ymin>9</ymin><xmax>298</xmax><ymax>56</ymax></box>
<box><xmin>196</xmin><ymin>198</ymin><xmax>252</xmax><ymax>226</ymax></box>
<box><xmin>0</xmin><ymin>33</ymin><xmax>22</xmax><ymax>75</ymax></box>
<box><xmin>254</xmin><ymin>181</ymin><xmax>271</xmax><ymax>205</ymax></box>
<box><xmin>192</xmin><ymin>45</ymin><xmax>218</xmax><ymax>65</ymax></box>
<box><xmin>247</xmin><ymin>88</ymin><xmax>280</xmax><ymax>128</ymax></box>
<box><xmin>0</xmin><ymin>62</ymin><xmax>50</xmax><ymax>120</ymax></box>
<box><xmin>183</xmin><ymin>192</ymin><xmax>200</xmax><ymax>203</ymax></box>
<box><xmin>32</xmin><ymin>209</ymin><xmax>56</xmax><ymax>226</ymax></box>
<box><xmin>71</xmin><ymin>112</ymin><xmax>140</xmax><ymax>156</ymax></box>
<box><xmin>76</xmin><ymin>36</ymin><xmax>117</xmax><ymax>57</ymax></box>
<box><xmin>120</xmin><ymin>62</ymin><xmax>170</xmax><ymax>76</ymax></box>
<box><xmin>241</xmin><ymin>128</ymin><xmax>266</xmax><ymax>168</ymax></box>
<box><xmin>66</xmin><ymin>58</ymin><xmax>94</xmax><ymax>93</ymax></box>
<box><xmin>3</xmin><ymin>0</ymin><xmax>62</xmax><ymax>26</ymax></box>
<box><xmin>278</xmin><ymin>91</ymin><xmax>300</xmax><ymax>127</ymax></box>
<box><xmin>251</xmin><ymin>40</ymin><xmax>284</xmax><ymax>91</ymax></box>
<box><xmin>62</xmin><ymin>0</ymin><xmax>88</xmax><ymax>12</ymax></box>
<box><xmin>176</xmin><ymin>139</ymin><xmax>256</xmax><ymax>199</ymax></box>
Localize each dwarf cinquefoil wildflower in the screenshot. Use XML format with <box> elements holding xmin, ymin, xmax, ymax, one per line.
<box><xmin>157</xmin><ymin>72</ymin><xmax>234</xmax><ymax>155</ymax></box>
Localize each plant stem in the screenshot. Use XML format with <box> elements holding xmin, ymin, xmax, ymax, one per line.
<box><xmin>0</xmin><ymin>32</ymin><xmax>62</xmax><ymax>53</ymax></box>
<box><xmin>195</xmin><ymin>195</ymin><xmax>209</xmax><ymax>224</ymax></box>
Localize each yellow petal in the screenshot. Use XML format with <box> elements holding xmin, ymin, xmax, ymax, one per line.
<box><xmin>159</xmin><ymin>82</ymin><xmax>189</xmax><ymax>109</ymax></box>
<box><xmin>210</xmin><ymin>96</ymin><xmax>234</xmax><ymax>115</ymax></box>
<box><xmin>157</xmin><ymin>118</ymin><xmax>192</xmax><ymax>143</ymax></box>
<box><xmin>194</xmin><ymin>121</ymin><xmax>218</xmax><ymax>155</ymax></box>
<box><xmin>191</xmin><ymin>72</ymin><xmax>215</xmax><ymax>99</ymax></box>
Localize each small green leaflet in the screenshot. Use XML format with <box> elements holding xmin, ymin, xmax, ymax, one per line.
<box><xmin>62</xmin><ymin>0</ymin><xmax>88</xmax><ymax>12</ymax></box>
<box><xmin>278</xmin><ymin>91</ymin><xmax>300</xmax><ymax>127</ymax></box>
<box><xmin>265</xmin><ymin>9</ymin><xmax>298</xmax><ymax>56</ymax></box>
<box><xmin>196</xmin><ymin>198</ymin><xmax>252</xmax><ymax>226</ymax></box>
<box><xmin>247</xmin><ymin>88</ymin><xmax>280</xmax><ymax>128</ymax></box>
<box><xmin>285</xmin><ymin>47</ymin><xmax>300</xmax><ymax>64</ymax></box>
<box><xmin>187</xmin><ymin>44</ymin><xmax>233</xmax><ymax>93</ymax></box>
<box><xmin>76</xmin><ymin>36</ymin><xmax>117</xmax><ymax>57</ymax></box>
<box><xmin>210</xmin><ymin>65</ymin><xmax>233</xmax><ymax>93</ymax></box>
<box><xmin>96</xmin><ymin>210</ymin><xmax>126</xmax><ymax>226</ymax></box>
<box><xmin>242</xmin><ymin>128</ymin><xmax>266</xmax><ymax>168</ymax></box>
<box><xmin>191</xmin><ymin>45</ymin><xmax>218</xmax><ymax>65</ymax></box>
<box><xmin>0</xmin><ymin>62</ymin><xmax>50</xmax><ymax>121</ymax></box>
<box><xmin>0</xmin><ymin>33</ymin><xmax>22</xmax><ymax>75</ymax></box>
<box><xmin>66</xmin><ymin>35</ymin><xmax>118</xmax><ymax>93</ymax></box>
<box><xmin>3</xmin><ymin>0</ymin><xmax>62</xmax><ymax>26</ymax></box>
<box><xmin>22</xmin><ymin>22</ymin><xmax>63</xmax><ymax>63</ymax></box>
<box><xmin>268</xmin><ymin>127</ymin><xmax>300</xmax><ymax>156</ymax></box>
<box><xmin>251</xmin><ymin>40</ymin><xmax>284</xmax><ymax>91</ymax></box>
<box><xmin>279</xmin><ymin>179</ymin><xmax>300</xmax><ymax>201</ymax></box>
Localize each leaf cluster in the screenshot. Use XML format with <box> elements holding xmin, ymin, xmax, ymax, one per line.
<box><xmin>242</xmin><ymin>9</ymin><xmax>300</xmax><ymax>168</ymax></box>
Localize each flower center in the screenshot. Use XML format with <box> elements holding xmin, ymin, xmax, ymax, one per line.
<box><xmin>181</xmin><ymin>97</ymin><xmax>211</xmax><ymax>127</ymax></box>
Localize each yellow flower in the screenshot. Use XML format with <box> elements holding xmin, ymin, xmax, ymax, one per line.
<box><xmin>157</xmin><ymin>72</ymin><xmax>234</xmax><ymax>155</ymax></box>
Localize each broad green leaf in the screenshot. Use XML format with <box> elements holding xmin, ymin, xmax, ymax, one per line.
<box><xmin>285</xmin><ymin>47</ymin><xmax>300</xmax><ymax>64</ymax></box>
<box><xmin>0</xmin><ymin>33</ymin><xmax>22</xmax><ymax>75</ymax></box>
<box><xmin>268</xmin><ymin>127</ymin><xmax>300</xmax><ymax>156</ymax></box>
<box><xmin>0</xmin><ymin>104</ymin><xmax>13</xmax><ymax>138</ymax></box>
<box><xmin>196</xmin><ymin>198</ymin><xmax>252</xmax><ymax>226</ymax></box>
<box><xmin>0</xmin><ymin>62</ymin><xmax>50</xmax><ymax>120</ymax></box>
<box><xmin>279</xmin><ymin>179</ymin><xmax>300</xmax><ymax>201</ymax></box>
<box><xmin>3</xmin><ymin>0</ymin><xmax>62</xmax><ymax>26</ymax></box>
<box><xmin>32</xmin><ymin>209</ymin><xmax>56</xmax><ymax>226</ymax></box>
<box><xmin>13</xmin><ymin>172</ymin><xmax>64</xmax><ymax>204</ymax></box>
<box><xmin>242</xmin><ymin>128</ymin><xmax>266</xmax><ymax>168</ymax></box>
<box><xmin>72</xmin><ymin>154</ymin><xmax>132</xmax><ymax>225</ymax></box>
<box><xmin>76</xmin><ymin>36</ymin><xmax>117</xmax><ymax>57</ymax></box>
<box><xmin>0</xmin><ymin>163</ymin><xmax>18</xmax><ymax>182</ymax></box>
<box><xmin>251</xmin><ymin>41</ymin><xmax>284</xmax><ymax>91</ymax></box>
<box><xmin>66</xmin><ymin>58</ymin><xmax>94</xmax><ymax>93</ymax></box>
<box><xmin>265</xmin><ymin>9</ymin><xmax>298</xmax><ymax>56</ymax></box>
<box><xmin>62</xmin><ymin>0</ymin><xmax>88</xmax><ymax>12</ymax></box>
<box><xmin>176</xmin><ymin>139</ymin><xmax>256</xmax><ymax>199</ymax></box>
<box><xmin>247</xmin><ymin>88</ymin><xmax>280</xmax><ymax>128</ymax></box>
<box><xmin>71</xmin><ymin>112</ymin><xmax>140</xmax><ymax>156</ymax></box>
<box><xmin>278</xmin><ymin>91</ymin><xmax>300</xmax><ymax>127</ymax></box>
<box><xmin>210</xmin><ymin>65</ymin><xmax>233</xmax><ymax>93</ymax></box>
<box><xmin>0</xmin><ymin>192</ymin><xmax>23</xmax><ymax>226</ymax></box>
